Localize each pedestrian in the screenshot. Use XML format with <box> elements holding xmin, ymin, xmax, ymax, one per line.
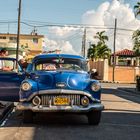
<box><xmin>18</xmin><ymin>58</ymin><xmax>28</xmax><ymax>70</ymax></box>
<box><xmin>0</xmin><ymin>48</ymin><xmax>12</xmax><ymax>71</ymax></box>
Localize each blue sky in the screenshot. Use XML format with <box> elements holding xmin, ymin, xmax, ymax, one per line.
<box><xmin>0</xmin><ymin>0</ymin><xmax>139</xmax><ymax>24</ymax></box>
<box><xmin>0</xmin><ymin>0</ymin><xmax>139</xmax><ymax>54</ymax></box>
<box><xmin>0</xmin><ymin>0</ymin><xmax>139</xmax><ymax>36</ymax></box>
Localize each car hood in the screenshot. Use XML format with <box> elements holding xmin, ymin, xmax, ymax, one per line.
<box><xmin>34</xmin><ymin>71</ymin><xmax>90</xmax><ymax>91</ymax></box>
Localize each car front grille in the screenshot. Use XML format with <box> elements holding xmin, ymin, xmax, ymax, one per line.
<box><xmin>40</xmin><ymin>94</ymin><xmax>81</xmax><ymax>106</ymax></box>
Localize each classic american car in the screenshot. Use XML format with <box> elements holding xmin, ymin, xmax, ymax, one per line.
<box><xmin>0</xmin><ymin>54</ymin><xmax>104</xmax><ymax>125</ymax></box>
<box><xmin>0</xmin><ymin>57</ymin><xmax>25</xmax><ymax>101</ymax></box>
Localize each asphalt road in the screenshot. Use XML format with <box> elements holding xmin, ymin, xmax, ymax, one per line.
<box><xmin>0</xmin><ymin>85</ymin><xmax>140</xmax><ymax>140</ymax></box>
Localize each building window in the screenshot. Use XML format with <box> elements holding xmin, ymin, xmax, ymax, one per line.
<box><xmin>33</xmin><ymin>38</ymin><xmax>38</xmax><ymax>44</ymax></box>
<box><xmin>0</xmin><ymin>36</ymin><xmax>6</xmax><ymax>39</ymax></box>
<box><xmin>9</xmin><ymin>37</ymin><xmax>17</xmax><ymax>43</ymax></box>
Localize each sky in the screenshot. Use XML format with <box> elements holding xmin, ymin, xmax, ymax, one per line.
<box><xmin>0</xmin><ymin>0</ymin><xmax>138</xmax><ymax>23</ymax></box>
<box><xmin>0</xmin><ymin>0</ymin><xmax>140</xmax><ymax>55</ymax></box>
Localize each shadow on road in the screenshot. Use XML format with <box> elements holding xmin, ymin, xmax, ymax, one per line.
<box><xmin>102</xmin><ymin>88</ymin><xmax>140</xmax><ymax>104</ymax></box>
<box><xmin>1</xmin><ymin>110</ymin><xmax>140</xmax><ymax>140</ymax></box>
<box><xmin>2</xmin><ymin>110</ymin><xmax>140</xmax><ymax>127</ymax></box>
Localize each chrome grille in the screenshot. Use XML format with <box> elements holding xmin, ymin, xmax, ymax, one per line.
<box><xmin>41</xmin><ymin>94</ymin><xmax>81</xmax><ymax>106</ymax></box>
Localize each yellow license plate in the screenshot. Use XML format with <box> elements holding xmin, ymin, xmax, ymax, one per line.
<box><xmin>54</xmin><ymin>97</ymin><xmax>69</xmax><ymax>105</ymax></box>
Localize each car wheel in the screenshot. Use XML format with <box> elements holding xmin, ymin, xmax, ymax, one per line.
<box><xmin>87</xmin><ymin>111</ymin><xmax>101</xmax><ymax>125</ymax></box>
<box><xmin>23</xmin><ymin>110</ymin><xmax>33</xmax><ymax>123</ymax></box>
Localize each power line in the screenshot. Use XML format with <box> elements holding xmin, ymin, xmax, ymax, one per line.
<box><xmin>0</xmin><ymin>20</ymin><xmax>137</xmax><ymax>33</ymax></box>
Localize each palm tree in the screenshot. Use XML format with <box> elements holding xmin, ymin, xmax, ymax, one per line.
<box><xmin>132</xmin><ymin>30</ymin><xmax>140</xmax><ymax>66</ymax></box>
<box><xmin>87</xmin><ymin>44</ymin><xmax>98</xmax><ymax>61</ymax></box>
<box><xmin>134</xmin><ymin>2</ymin><xmax>140</xmax><ymax>17</ymax></box>
<box><xmin>87</xmin><ymin>31</ymin><xmax>110</xmax><ymax>60</ymax></box>
<box><xmin>94</xmin><ymin>31</ymin><xmax>109</xmax><ymax>44</ymax></box>
<box><xmin>97</xmin><ymin>42</ymin><xmax>111</xmax><ymax>59</ymax></box>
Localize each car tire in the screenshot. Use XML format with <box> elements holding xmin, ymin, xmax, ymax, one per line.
<box><xmin>87</xmin><ymin>111</ymin><xmax>101</xmax><ymax>125</ymax></box>
<box><xmin>23</xmin><ymin>110</ymin><xmax>33</xmax><ymax>123</ymax></box>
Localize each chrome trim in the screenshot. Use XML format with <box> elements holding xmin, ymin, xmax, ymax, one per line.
<box><xmin>16</xmin><ymin>102</ymin><xmax>104</xmax><ymax>112</ymax></box>
<box><xmin>20</xmin><ymin>89</ymin><xmax>100</xmax><ymax>103</ymax></box>
<box><xmin>21</xmin><ymin>82</ymin><xmax>31</xmax><ymax>91</ymax></box>
<box><xmin>32</xmin><ymin>96</ymin><xmax>41</xmax><ymax>106</ymax></box>
<box><xmin>56</xmin><ymin>83</ymin><xmax>66</xmax><ymax>88</ymax></box>
<box><xmin>40</xmin><ymin>94</ymin><xmax>81</xmax><ymax>106</ymax></box>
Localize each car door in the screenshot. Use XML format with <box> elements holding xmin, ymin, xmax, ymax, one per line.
<box><xmin>0</xmin><ymin>58</ymin><xmax>25</xmax><ymax>102</ymax></box>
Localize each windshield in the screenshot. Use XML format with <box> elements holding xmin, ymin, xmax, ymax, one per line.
<box><xmin>34</xmin><ymin>58</ymin><xmax>88</xmax><ymax>72</ymax></box>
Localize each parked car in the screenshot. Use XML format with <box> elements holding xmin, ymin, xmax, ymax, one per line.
<box><xmin>0</xmin><ymin>54</ymin><xmax>104</xmax><ymax>125</ymax></box>
<box><xmin>0</xmin><ymin>57</ymin><xmax>25</xmax><ymax>101</ymax></box>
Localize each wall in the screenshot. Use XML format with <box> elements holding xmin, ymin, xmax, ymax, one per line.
<box><xmin>89</xmin><ymin>59</ymin><xmax>140</xmax><ymax>83</ymax></box>
<box><xmin>89</xmin><ymin>60</ymin><xmax>104</xmax><ymax>80</ymax></box>
<box><xmin>108</xmin><ymin>66</ymin><xmax>140</xmax><ymax>83</ymax></box>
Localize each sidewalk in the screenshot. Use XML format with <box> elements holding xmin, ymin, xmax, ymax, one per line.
<box><xmin>0</xmin><ymin>101</ymin><xmax>14</xmax><ymax>122</ymax></box>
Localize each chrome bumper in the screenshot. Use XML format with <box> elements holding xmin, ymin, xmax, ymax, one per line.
<box><xmin>16</xmin><ymin>102</ymin><xmax>104</xmax><ymax>113</ymax></box>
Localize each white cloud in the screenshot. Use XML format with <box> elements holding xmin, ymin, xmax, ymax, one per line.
<box><xmin>44</xmin><ymin>0</ymin><xmax>140</xmax><ymax>55</ymax></box>
<box><xmin>82</xmin><ymin>0</ymin><xmax>140</xmax><ymax>51</ymax></box>
<box><xmin>44</xmin><ymin>26</ymin><xmax>83</xmax><ymax>55</ymax></box>
<box><xmin>42</xmin><ymin>37</ymin><xmax>77</xmax><ymax>55</ymax></box>
<box><xmin>48</xmin><ymin>26</ymin><xmax>78</xmax><ymax>37</ymax></box>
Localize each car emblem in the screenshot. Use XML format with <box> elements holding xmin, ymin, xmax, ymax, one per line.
<box><xmin>56</xmin><ymin>83</ymin><xmax>66</xmax><ymax>88</ymax></box>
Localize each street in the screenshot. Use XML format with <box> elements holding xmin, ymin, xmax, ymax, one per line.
<box><xmin>0</xmin><ymin>84</ymin><xmax>140</xmax><ymax>140</ymax></box>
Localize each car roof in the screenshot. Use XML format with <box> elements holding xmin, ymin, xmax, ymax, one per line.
<box><xmin>32</xmin><ymin>54</ymin><xmax>85</xmax><ymax>62</ymax></box>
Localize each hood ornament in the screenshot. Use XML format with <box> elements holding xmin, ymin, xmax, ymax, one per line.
<box><xmin>56</xmin><ymin>82</ymin><xmax>66</xmax><ymax>88</ymax></box>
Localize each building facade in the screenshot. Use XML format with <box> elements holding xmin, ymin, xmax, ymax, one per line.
<box><xmin>0</xmin><ymin>33</ymin><xmax>44</xmax><ymax>59</ymax></box>
<box><xmin>89</xmin><ymin>49</ymin><xmax>140</xmax><ymax>83</ymax></box>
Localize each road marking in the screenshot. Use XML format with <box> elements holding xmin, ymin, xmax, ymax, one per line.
<box><xmin>0</xmin><ymin>108</ymin><xmax>15</xmax><ymax>127</ymax></box>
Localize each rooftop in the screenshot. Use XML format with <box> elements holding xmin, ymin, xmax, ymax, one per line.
<box><xmin>112</xmin><ymin>49</ymin><xmax>135</xmax><ymax>57</ymax></box>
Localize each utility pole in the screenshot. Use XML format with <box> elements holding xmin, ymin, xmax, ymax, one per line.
<box><xmin>82</xmin><ymin>28</ymin><xmax>86</xmax><ymax>57</ymax></box>
<box><xmin>7</xmin><ymin>22</ymin><xmax>10</xmax><ymax>34</ymax></box>
<box><xmin>112</xmin><ymin>18</ymin><xmax>117</xmax><ymax>82</ymax></box>
<box><xmin>89</xmin><ymin>41</ymin><xmax>91</xmax><ymax>48</ymax></box>
<box><xmin>16</xmin><ymin>0</ymin><xmax>22</xmax><ymax>64</ymax></box>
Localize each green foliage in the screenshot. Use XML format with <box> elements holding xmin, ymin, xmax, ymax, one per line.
<box><xmin>87</xmin><ymin>31</ymin><xmax>111</xmax><ymax>60</ymax></box>
<box><xmin>132</xmin><ymin>30</ymin><xmax>140</xmax><ymax>56</ymax></box>
<box><xmin>134</xmin><ymin>2</ymin><xmax>140</xmax><ymax>17</ymax></box>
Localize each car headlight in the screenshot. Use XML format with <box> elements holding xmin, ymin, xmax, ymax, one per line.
<box><xmin>21</xmin><ymin>82</ymin><xmax>31</xmax><ymax>91</ymax></box>
<box><xmin>91</xmin><ymin>82</ymin><xmax>101</xmax><ymax>92</ymax></box>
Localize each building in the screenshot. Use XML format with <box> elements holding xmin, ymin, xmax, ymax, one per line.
<box><xmin>89</xmin><ymin>49</ymin><xmax>140</xmax><ymax>83</ymax></box>
<box><xmin>0</xmin><ymin>33</ymin><xmax>44</xmax><ymax>59</ymax></box>
<box><xmin>110</xmin><ymin>49</ymin><xmax>136</xmax><ymax>66</ymax></box>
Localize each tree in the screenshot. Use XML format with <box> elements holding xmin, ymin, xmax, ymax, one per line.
<box><xmin>94</xmin><ymin>31</ymin><xmax>108</xmax><ymax>44</ymax></box>
<box><xmin>87</xmin><ymin>31</ymin><xmax>111</xmax><ymax>60</ymax></box>
<box><xmin>87</xmin><ymin>44</ymin><xmax>98</xmax><ymax>61</ymax></box>
<box><xmin>134</xmin><ymin>2</ymin><xmax>140</xmax><ymax>17</ymax></box>
<box><xmin>132</xmin><ymin>30</ymin><xmax>140</xmax><ymax>66</ymax></box>
<box><xmin>133</xmin><ymin>30</ymin><xmax>140</xmax><ymax>55</ymax></box>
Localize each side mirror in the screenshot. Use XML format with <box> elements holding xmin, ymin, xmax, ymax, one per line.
<box><xmin>25</xmin><ymin>71</ymin><xmax>31</xmax><ymax>77</ymax></box>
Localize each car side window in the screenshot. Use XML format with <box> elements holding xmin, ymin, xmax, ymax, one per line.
<box><xmin>0</xmin><ymin>59</ymin><xmax>22</xmax><ymax>73</ymax></box>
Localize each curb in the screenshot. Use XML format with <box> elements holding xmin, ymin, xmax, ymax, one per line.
<box><xmin>100</xmin><ymin>80</ymin><xmax>119</xmax><ymax>83</ymax></box>
<box><xmin>0</xmin><ymin>102</ymin><xmax>14</xmax><ymax>123</ymax></box>
<box><xmin>100</xmin><ymin>80</ymin><xmax>136</xmax><ymax>84</ymax></box>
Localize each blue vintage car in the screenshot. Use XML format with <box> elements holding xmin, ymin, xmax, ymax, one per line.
<box><xmin>0</xmin><ymin>57</ymin><xmax>25</xmax><ymax>101</ymax></box>
<box><xmin>0</xmin><ymin>54</ymin><xmax>104</xmax><ymax>125</ymax></box>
